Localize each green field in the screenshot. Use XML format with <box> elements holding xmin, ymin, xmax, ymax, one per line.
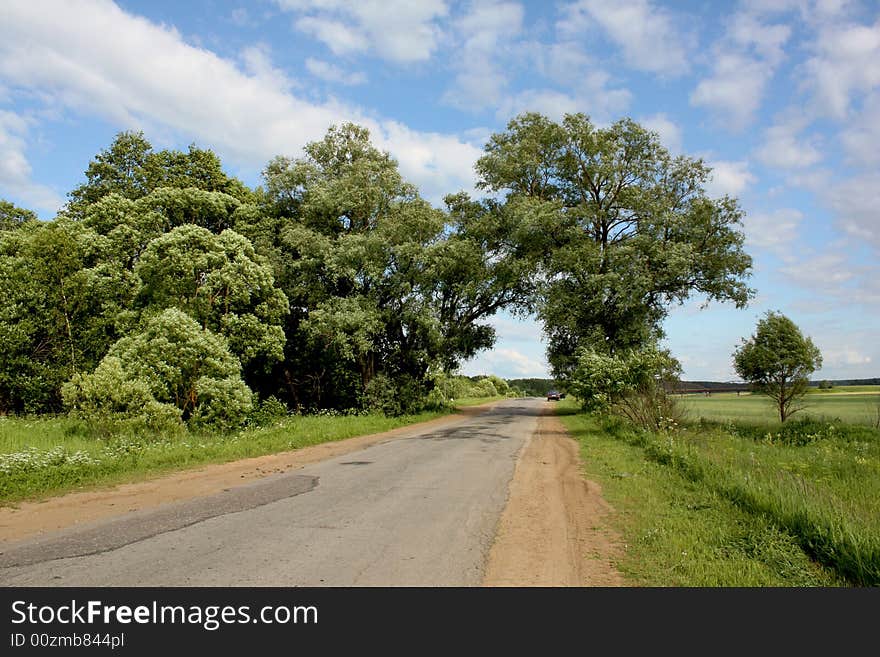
<box><xmin>680</xmin><ymin>386</ymin><xmax>880</xmax><ymax>426</ymax></box>
<box><xmin>0</xmin><ymin>410</ymin><xmax>450</xmax><ymax>505</ymax></box>
<box><xmin>557</xmin><ymin>395</ymin><xmax>880</xmax><ymax>586</ymax></box>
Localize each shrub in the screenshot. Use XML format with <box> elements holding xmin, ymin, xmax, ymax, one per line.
<box><xmin>63</xmin><ymin>309</ymin><xmax>253</xmax><ymax>433</ymax></box>
<box><xmin>569</xmin><ymin>344</ymin><xmax>685</xmax><ymax>431</ymax></box>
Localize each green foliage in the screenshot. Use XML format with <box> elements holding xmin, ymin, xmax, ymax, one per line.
<box><xmin>61</xmin><ymin>356</ymin><xmax>182</xmax><ymax>436</ymax></box>
<box><xmin>135</xmin><ymin>224</ymin><xmax>288</xmax><ymax>370</ymax></box>
<box><xmin>65</xmin><ymin>131</ymin><xmax>253</xmax><ymax>217</ymax></box>
<box><xmin>247</xmin><ymin>395</ymin><xmax>289</xmax><ymax>428</ymax></box>
<box><xmin>0</xmin><ymin>199</ymin><xmax>38</xmax><ymax>230</ymax></box>
<box><xmin>818</xmin><ymin>379</ymin><xmax>833</xmax><ymax>390</ymax></box>
<box><xmin>474</xmin><ymin>112</ymin><xmax>754</xmax><ymax>379</ymax></box>
<box><xmin>253</xmin><ymin>122</ymin><xmax>531</xmax><ymax>411</ymax></box>
<box><xmin>569</xmin><ymin>344</ymin><xmax>683</xmax><ymax>430</ymax></box>
<box><xmin>63</xmin><ymin>309</ymin><xmax>252</xmax><ymax>432</ymax></box>
<box><xmin>733</xmin><ymin>311</ymin><xmax>823</xmax><ymax>422</ymax></box>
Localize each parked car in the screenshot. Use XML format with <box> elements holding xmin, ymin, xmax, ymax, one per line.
<box><xmin>546</xmin><ymin>390</ymin><xmax>561</xmax><ymax>401</ymax></box>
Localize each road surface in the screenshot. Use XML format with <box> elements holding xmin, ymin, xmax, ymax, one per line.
<box><xmin>0</xmin><ymin>398</ymin><xmax>544</xmax><ymax>586</ymax></box>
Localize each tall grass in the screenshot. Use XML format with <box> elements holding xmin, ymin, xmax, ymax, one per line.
<box><xmin>559</xmin><ymin>399</ymin><xmax>879</xmax><ymax>586</ymax></box>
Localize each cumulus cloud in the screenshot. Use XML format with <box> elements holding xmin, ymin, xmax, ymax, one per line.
<box><xmin>640</xmin><ymin>113</ymin><xmax>682</xmax><ymax>154</ymax></box>
<box><xmin>802</xmin><ymin>18</ymin><xmax>880</xmax><ymax>118</ymax></box>
<box><xmin>0</xmin><ymin>0</ymin><xmax>481</xmax><ymax>206</ymax></box>
<box><xmin>305</xmin><ymin>58</ymin><xmax>367</xmax><ymax>86</ymax></box>
<box><xmin>704</xmin><ymin>159</ymin><xmax>757</xmax><ymax>198</ymax></box>
<box><xmin>462</xmin><ymin>346</ymin><xmax>549</xmax><ymax>378</ymax></box>
<box><xmin>840</xmin><ymin>91</ymin><xmax>880</xmax><ymax>166</ymax></box>
<box><xmin>754</xmin><ymin>117</ymin><xmax>823</xmax><ymax>169</ymax></box>
<box><xmin>741</xmin><ymin>208</ymin><xmax>804</xmax><ymax>254</ymax></box>
<box><xmin>0</xmin><ymin>110</ymin><xmax>64</xmax><ymax>214</ymax></box>
<box><xmin>690</xmin><ymin>8</ymin><xmax>792</xmax><ymax>129</ymax></box>
<box><xmin>276</xmin><ymin>0</ymin><xmax>449</xmax><ymax>63</ymax></box>
<box><xmin>558</xmin><ymin>0</ymin><xmax>690</xmax><ymax>76</ymax></box>
<box><xmin>442</xmin><ymin>0</ymin><xmax>524</xmax><ymax>112</ymax></box>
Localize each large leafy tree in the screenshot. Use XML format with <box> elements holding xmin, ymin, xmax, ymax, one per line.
<box><xmin>135</xmin><ymin>224</ymin><xmax>288</xmax><ymax>379</ymax></box>
<box><xmin>0</xmin><ymin>218</ymin><xmax>136</xmax><ymax>412</ymax></box>
<box><xmin>733</xmin><ymin>311</ymin><xmax>823</xmax><ymax>422</ymax></box>
<box><xmin>245</xmin><ymin>123</ymin><xmax>531</xmax><ymax>411</ymax></box>
<box><xmin>474</xmin><ymin>112</ymin><xmax>754</xmax><ymax>379</ymax></box>
<box><xmin>65</xmin><ymin>131</ymin><xmax>253</xmax><ymax>217</ymax></box>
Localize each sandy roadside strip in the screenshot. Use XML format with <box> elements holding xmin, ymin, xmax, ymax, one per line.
<box><xmin>0</xmin><ymin>403</ymin><xmax>499</xmax><ymax>544</ymax></box>
<box><xmin>482</xmin><ymin>406</ymin><xmax>625</xmax><ymax>586</ymax></box>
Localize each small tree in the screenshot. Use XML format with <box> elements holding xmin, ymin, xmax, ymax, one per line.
<box><xmin>733</xmin><ymin>312</ymin><xmax>822</xmax><ymax>423</ymax></box>
<box><xmin>568</xmin><ymin>344</ymin><xmax>683</xmax><ymax>431</ymax></box>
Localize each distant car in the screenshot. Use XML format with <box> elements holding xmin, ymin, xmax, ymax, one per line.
<box><xmin>546</xmin><ymin>390</ymin><xmax>561</xmax><ymax>401</ymax></box>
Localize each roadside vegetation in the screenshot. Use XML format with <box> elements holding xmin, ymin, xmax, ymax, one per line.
<box><xmin>0</xmin><ymin>371</ymin><xmax>518</xmax><ymax>505</ymax></box>
<box><xmin>0</xmin><ymin>409</ymin><xmax>449</xmax><ymax>505</ymax></box>
<box><xmin>558</xmin><ymin>393</ymin><xmax>880</xmax><ymax>586</ymax></box>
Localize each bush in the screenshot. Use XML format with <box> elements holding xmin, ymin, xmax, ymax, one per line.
<box><xmin>569</xmin><ymin>344</ymin><xmax>685</xmax><ymax>431</ymax></box>
<box><xmin>247</xmin><ymin>395</ymin><xmax>289</xmax><ymax>427</ymax></box>
<box><xmin>63</xmin><ymin>309</ymin><xmax>253</xmax><ymax>433</ymax></box>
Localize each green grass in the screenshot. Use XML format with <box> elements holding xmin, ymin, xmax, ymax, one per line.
<box><xmin>557</xmin><ymin>398</ymin><xmax>880</xmax><ymax>586</ymax></box>
<box><xmin>680</xmin><ymin>386</ymin><xmax>880</xmax><ymax>427</ymax></box>
<box><xmin>0</xmin><ymin>410</ymin><xmax>450</xmax><ymax>505</ymax></box>
<box><xmin>452</xmin><ymin>395</ymin><xmax>509</xmax><ymax>407</ymax></box>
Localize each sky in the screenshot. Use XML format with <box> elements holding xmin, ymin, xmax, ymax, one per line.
<box><xmin>1</xmin><ymin>0</ymin><xmax>878</xmax><ymax>382</ymax></box>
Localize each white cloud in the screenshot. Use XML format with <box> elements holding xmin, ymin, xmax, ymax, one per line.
<box><xmin>741</xmin><ymin>208</ymin><xmax>804</xmax><ymax>252</ymax></box>
<box><xmin>780</xmin><ymin>251</ymin><xmax>855</xmax><ymax>287</ymax></box>
<box><xmin>294</xmin><ymin>17</ymin><xmax>370</xmax><ymax>56</ymax></box>
<box><xmin>704</xmin><ymin>159</ymin><xmax>757</xmax><ymax>198</ymax></box>
<box><xmin>690</xmin><ymin>53</ymin><xmax>773</xmax><ymax>130</ymax></box>
<box><xmin>840</xmin><ymin>91</ymin><xmax>880</xmax><ymax>166</ymax></box>
<box><xmin>462</xmin><ymin>346</ymin><xmax>549</xmax><ymax>378</ymax></box>
<box><xmin>442</xmin><ymin>0</ymin><xmax>524</xmax><ymax>112</ymax></box>
<box><xmin>277</xmin><ymin>0</ymin><xmax>449</xmax><ymax>63</ymax></box>
<box><xmin>305</xmin><ymin>57</ymin><xmax>367</xmax><ymax>86</ymax></box>
<box><xmin>498</xmin><ymin>74</ymin><xmax>631</xmax><ymax>123</ymax></box>
<box><xmin>558</xmin><ymin>0</ymin><xmax>689</xmax><ymax>76</ymax></box>
<box><xmin>0</xmin><ymin>0</ymin><xmax>480</xmax><ymax>206</ymax></box>
<box><xmin>640</xmin><ymin>113</ymin><xmax>682</xmax><ymax>154</ymax></box>
<box><xmin>823</xmin><ymin>173</ymin><xmax>880</xmax><ymax>250</ymax></box>
<box><xmin>754</xmin><ymin>118</ymin><xmax>823</xmax><ymax>169</ymax></box>
<box><xmin>803</xmin><ymin>19</ymin><xmax>880</xmax><ymax>118</ymax></box>
<box><xmin>0</xmin><ymin>110</ymin><xmax>64</xmax><ymax>214</ymax></box>
<box><xmin>691</xmin><ymin>8</ymin><xmax>792</xmax><ymax>130</ymax></box>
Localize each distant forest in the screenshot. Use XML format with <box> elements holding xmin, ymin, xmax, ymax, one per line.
<box><xmin>676</xmin><ymin>378</ymin><xmax>880</xmax><ymax>391</ymax></box>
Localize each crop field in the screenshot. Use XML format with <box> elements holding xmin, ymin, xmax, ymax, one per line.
<box><xmin>679</xmin><ymin>386</ymin><xmax>880</xmax><ymax>427</ymax></box>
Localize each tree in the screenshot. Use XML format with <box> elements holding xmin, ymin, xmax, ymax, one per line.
<box><xmin>568</xmin><ymin>344</ymin><xmax>683</xmax><ymax>430</ymax></box>
<box><xmin>473</xmin><ymin>112</ymin><xmax>754</xmax><ymax>379</ymax></box>
<box><xmin>733</xmin><ymin>311</ymin><xmax>823</xmax><ymax>422</ymax></box>
<box><xmin>0</xmin><ymin>199</ymin><xmax>38</xmax><ymax>231</ymax></box>
<box><xmin>248</xmin><ymin>122</ymin><xmax>532</xmax><ymax>411</ymax></box>
<box><xmin>65</xmin><ymin>131</ymin><xmax>253</xmax><ymax>218</ymax></box>
<box><xmin>63</xmin><ymin>308</ymin><xmax>253</xmax><ymax>432</ymax></box>
<box><xmin>134</xmin><ymin>224</ymin><xmax>288</xmax><ymax>376</ymax></box>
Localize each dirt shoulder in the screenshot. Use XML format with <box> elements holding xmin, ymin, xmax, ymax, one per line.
<box><xmin>0</xmin><ymin>403</ymin><xmax>498</xmax><ymax>544</ymax></box>
<box><xmin>482</xmin><ymin>406</ymin><xmax>625</xmax><ymax>586</ymax></box>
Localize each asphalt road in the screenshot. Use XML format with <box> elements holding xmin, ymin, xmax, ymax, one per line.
<box><xmin>0</xmin><ymin>398</ymin><xmax>543</xmax><ymax>586</ymax></box>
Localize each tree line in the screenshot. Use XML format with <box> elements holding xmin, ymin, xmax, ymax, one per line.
<box><xmin>0</xmin><ymin>113</ymin><xmax>754</xmax><ymax>431</ymax></box>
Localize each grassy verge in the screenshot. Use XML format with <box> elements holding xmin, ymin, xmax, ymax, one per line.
<box><xmin>452</xmin><ymin>395</ymin><xmax>509</xmax><ymax>407</ymax></box>
<box><xmin>0</xmin><ymin>410</ymin><xmax>450</xmax><ymax>506</ymax></box>
<box><xmin>557</xmin><ymin>399</ymin><xmax>879</xmax><ymax>586</ymax></box>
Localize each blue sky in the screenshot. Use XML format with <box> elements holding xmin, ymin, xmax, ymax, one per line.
<box><xmin>1</xmin><ymin>0</ymin><xmax>877</xmax><ymax>382</ymax></box>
